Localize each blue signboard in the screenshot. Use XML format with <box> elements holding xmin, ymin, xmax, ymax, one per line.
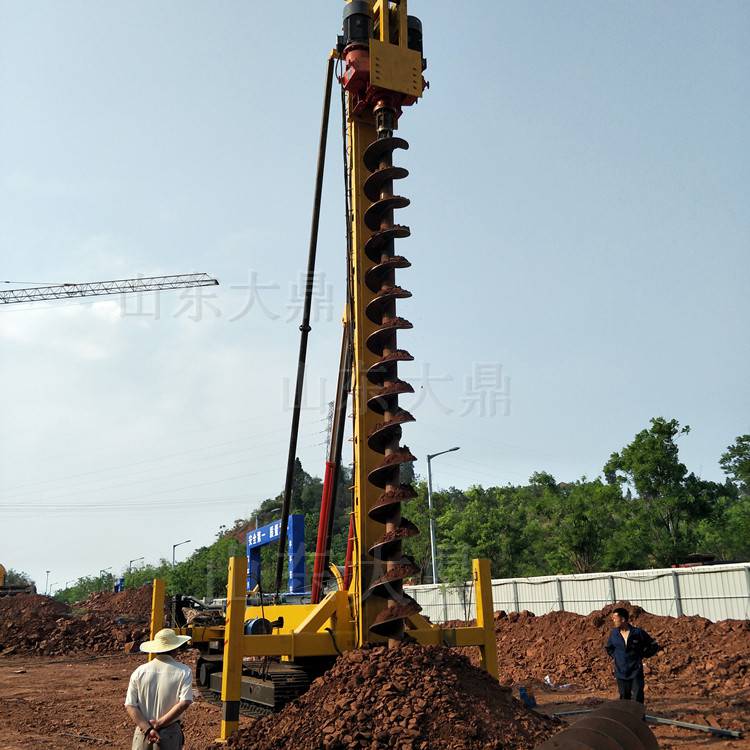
<box><xmin>246</xmin><ymin>514</ymin><xmax>305</xmax><ymax>594</ymax></box>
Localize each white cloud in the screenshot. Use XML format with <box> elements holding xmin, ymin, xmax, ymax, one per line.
<box><xmin>0</xmin><ymin>299</ymin><xmax>122</xmax><ymax>360</ymax></box>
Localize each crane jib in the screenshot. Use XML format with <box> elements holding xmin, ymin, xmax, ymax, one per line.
<box><xmin>0</xmin><ymin>273</ymin><xmax>219</xmax><ymax>305</ymax></box>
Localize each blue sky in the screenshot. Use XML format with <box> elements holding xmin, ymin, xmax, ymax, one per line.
<box><xmin>1</xmin><ymin>1</ymin><xmax>747</xmax><ymax>589</ymax></box>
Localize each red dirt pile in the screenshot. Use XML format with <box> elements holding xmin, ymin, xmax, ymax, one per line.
<box><xmin>217</xmin><ymin>643</ymin><xmax>559</xmax><ymax>750</ymax></box>
<box><xmin>487</xmin><ymin>601</ymin><xmax>750</xmax><ymax>696</ymax></box>
<box><xmin>76</xmin><ymin>585</ymin><xmax>152</xmax><ymax>621</ymax></box>
<box><xmin>0</xmin><ymin>587</ymin><xmax>152</xmax><ymax>656</ymax></box>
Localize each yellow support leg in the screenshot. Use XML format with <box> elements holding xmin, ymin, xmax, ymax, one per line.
<box><xmin>473</xmin><ymin>558</ymin><xmax>499</xmax><ymax>680</ymax></box>
<box><xmin>148</xmin><ymin>579</ymin><xmax>165</xmax><ymax>663</ymax></box>
<box><xmin>219</xmin><ymin>556</ymin><xmax>247</xmax><ymax>742</ymax></box>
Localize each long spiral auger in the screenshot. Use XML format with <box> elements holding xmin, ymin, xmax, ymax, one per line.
<box><xmin>363</xmin><ymin>105</ymin><xmax>421</xmax><ymax>645</ymax></box>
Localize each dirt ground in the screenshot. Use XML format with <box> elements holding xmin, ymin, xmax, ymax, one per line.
<box><xmin>0</xmin><ymin>653</ymin><xmax>746</xmax><ymax>749</ymax></box>
<box><xmin>532</xmin><ymin>685</ymin><xmax>749</xmax><ymax>750</ymax></box>
<box><xmin>0</xmin><ymin>653</ymin><xmax>251</xmax><ymax>750</ymax></box>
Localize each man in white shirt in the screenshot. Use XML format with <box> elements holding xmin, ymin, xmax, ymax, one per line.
<box><xmin>125</xmin><ymin>628</ymin><xmax>193</xmax><ymax>749</ymax></box>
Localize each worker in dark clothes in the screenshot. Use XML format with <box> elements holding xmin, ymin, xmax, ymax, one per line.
<box><xmin>605</xmin><ymin>607</ymin><xmax>660</xmax><ymax>703</ymax></box>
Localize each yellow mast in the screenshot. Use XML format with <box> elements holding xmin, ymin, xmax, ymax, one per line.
<box><xmin>343</xmin><ymin>0</ymin><xmax>426</xmax><ymax>645</ymax></box>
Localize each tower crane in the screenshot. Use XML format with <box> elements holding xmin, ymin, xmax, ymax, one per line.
<box><xmin>1</xmin><ymin>272</ymin><xmax>220</xmax><ymax>597</ymax></box>
<box><xmin>0</xmin><ymin>273</ymin><xmax>218</xmax><ymax>305</ymax></box>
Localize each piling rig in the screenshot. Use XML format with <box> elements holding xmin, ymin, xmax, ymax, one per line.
<box><xmin>150</xmin><ymin>2</ymin><xmax>502</xmax><ymax>741</ymax></box>
<box><xmin>145</xmin><ymin>6</ymin><xmax>664</xmax><ymax>749</ymax></box>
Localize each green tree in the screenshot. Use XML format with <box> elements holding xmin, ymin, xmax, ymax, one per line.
<box><xmin>50</xmin><ymin>425</ymin><xmax>749</xmax><ymax>607</ymax></box>
<box><xmin>440</xmin><ymin>484</ymin><xmax>542</xmax><ymax>582</ymax></box>
<box><xmin>692</xmin><ymin>435</ymin><xmax>750</xmax><ymax>561</ymax></box>
<box><xmin>169</xmin><ymin>536</ymin><xmax>246</xmax><ymax>598</ymax></box>
<box><xmin>546</xmin><ymin>480</ymin><xmax>621</xmax><ymax>573</ymax></box>
<box><xmin>722</xmin><ymin>496</ymin><xmax>750</xmax><ymax>559</ymax></box>
<box><xmin>55</xmin><ymin>573</ymin><xmax>114</xmax><ymax>604</ymax></box>
<box><xmin>603</xmin><ymin>417</ymin><xmax>708</xmax><ymax>564</ymax></box>
<box><xmin>720</xmin><ymin>434</ymin><xmax>750</xmax><ymax>495</ymax></box>
<box><xmin>402</xmin><ymin>481</ymin><xmax>436</xmax><ymax>583</ymax></box>
<box><xmin>4</xmin><ymin>568</ymin><xmax>34</xmax><ymax>586</ymax></box>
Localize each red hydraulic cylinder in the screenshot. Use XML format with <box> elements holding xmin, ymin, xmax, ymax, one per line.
<box><xmin>311</xmin><ymin>460</ymin><xmax>336</xmax><ymax>603</ymax></box>
<box><xmin>343</xmin><ymin>514</ymin><xmax>355</xmax><ymax>590</ymax></box>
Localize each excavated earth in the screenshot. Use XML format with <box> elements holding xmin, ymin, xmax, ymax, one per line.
<box><xmin>0</xmin><ymin>586</ymin><xmax>152</xmax><ymax>657</ymax></box>
<box><xmin>485</xmin><ymin>601</ymin><xmax>750</xmax><ymax>696</ymax></box>
<box><xmin>75</xmin><ymin>586</ymin><xmax>153</xmax><ymax>620</ymax></box>
<box><xmin>213</xmin><ymin>643</ymin><xmax>560</xmax><ymax>750</ymax></box>
<box><xmin>0</xmin><ymin>594</ymin><xmax>748</xmax><ymax>748</ymax></box>
<box><xmin>453</xmin><ymin>601</ymin><xmax>750</xmax><ymax>746</ymax></box>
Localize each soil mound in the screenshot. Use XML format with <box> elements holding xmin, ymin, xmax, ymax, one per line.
<box><xmin>218</xmin><ymin>643</ymin><xmax>559</xmax><ymax>750</ymax></box>
<box><xmin>76</xmin><ymin>585</ymin><xmax>152</xmax><ymax>621</ymax></box>
<box><xmin>0</xmin><ymin>592</ymin><xmax>149</xmax><ymax>657</ymax></box>
<box><xmin>0</xmin><ymin>593</ymin><xmax>70</xmax><ymax>623</ymax></box>
<box><xmin>489</xmin><ymin>601</ymin><xmax>750</xmax><ymax>696</ymax></box>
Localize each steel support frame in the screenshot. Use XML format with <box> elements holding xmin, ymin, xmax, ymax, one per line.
<box><xmin>148</xmin><ymin>579</ymin><xmax>165</xmax><ymax>663</ymax></box>
<box><xmin>210</xmin><ymin>555</ymin><xmax>498</xmax><ymax>652</ymax></box>
<box><xmin>218</xmin><ymin>557</ymin><xmax>246</xmax><ymax>741</ymax></box>
<box><xmin>153</xmin><ymin>555</ymin><xmax>499</xmax><ymax>741</ymax></box>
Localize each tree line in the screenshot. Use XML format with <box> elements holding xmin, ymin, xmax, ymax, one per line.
<box><xmin>406</xmin><ymin>420</ymin><xmax>749</xmax><ymax>584</ymax></box>
<box><xmin>51</xmin><ymin>417</ymin><xmax>748</xmax><ymax>602</ymax></box>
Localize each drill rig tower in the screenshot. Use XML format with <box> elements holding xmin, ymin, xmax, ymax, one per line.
<box><xmin>341</xmin><ymin>0</ymin><xmax>427</xmax><ymax>648</ymax></box>
<box><xmin>149</xmin><ymin>4</ymin><xmax>499</xmax><ymax>740</ymax></box>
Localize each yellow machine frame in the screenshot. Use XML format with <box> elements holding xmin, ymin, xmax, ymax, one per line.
<box><xmin>151</xmin><ymin>558</ymin><xmax>497</xmax><ymax>740</ymax></box>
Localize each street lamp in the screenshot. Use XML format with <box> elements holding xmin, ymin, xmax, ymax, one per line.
<box><xmin>128</xmin><ymin>557</ymin><xmax>144</xmax><ymax>573</ymax></box>
<box><xmin>44</xmin><ymin>570</ymin><xmax>50</xmax><ymax>595</ymax></box>
<box><xmin>426</xmin><ymin>446</ymin><xmax>460</xmax><ymax>585</ymax></box>
<box><xmin>255</xmin><ymin>506</ymin><xmax>282</xmax><ymax>530</ymax></box>
<box><xmin>172</xmin><ymin>540</ymin><xmax>191</xmax><ymax>566</ymax></box>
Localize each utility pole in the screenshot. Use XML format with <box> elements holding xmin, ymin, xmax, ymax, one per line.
<box><xmin>324</xmin><ymin>400</ymin><xmax>334</xmax><ymax>457</ymax></box>
<box><xmin>44</xmin><ymin>570</ymin><xmax>50</xmax><ymax>595</ymax></box>
<box><xmin>426</xmin><ymin>447</ymin><xmax>460</xmax><ymax>584</ymax></box>
<box><xmin>128</xmin><ymin>557</ymin><xmax>144</xmax><ymax>573</ymax></box>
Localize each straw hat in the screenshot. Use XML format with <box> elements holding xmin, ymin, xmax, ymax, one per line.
<box><xmin>139</xmin><ymin>628</ymin><xmax>192</xmax><ymax>654</ymax></box>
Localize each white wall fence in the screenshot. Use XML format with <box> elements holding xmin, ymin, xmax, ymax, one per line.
<box><xmin>403</xmin><ymin>562</ymin><xmax>750</xmax><ymax>624</ymax></box>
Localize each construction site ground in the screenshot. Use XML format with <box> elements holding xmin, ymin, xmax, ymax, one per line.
<box><xmin>0</xmin><ymin>653</ymin><xmax>252</xmax><ymax>749</ymax></box>
<box><xmin>0</xmin><ymin>652</ymin><xmax>746</xmax><ymax>749</ymax></box>
<box><xmin>533</xmin><ymin>688</ymin><xmax>749</xmax><ymax>750</ymax></box>
<box><xmin>1</xmin><ymin>590</ymin><xmax>748</xmax><ymax>748</ymax></box>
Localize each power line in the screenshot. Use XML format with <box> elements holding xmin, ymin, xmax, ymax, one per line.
<box><xmin>0</xmin><ymin>494</ymin><xmax>275</xmax><ymax>513</ymax></box>
<box><xmin>0</xmin><ymin>465</ymin><xmax>288</xmax><ymax>512</ymax></box>
<box><xmin>1</xmin><ymin>431</ymin><xmax>307</xmax><ymax>498</ymax></box>
<box><xmin>0</xmin><ymin>421</ymin><xmax>326</xmax><ymax>495</ymax></box>
<box><xmin>4</xmin><ymin>449</ymin><xmax>285</xmax><ymax>504</ymax></box>
<box><xmin>1</xmin><ymin>436</ymin><xmax>326</xmax><ymax>508</ymax></box>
